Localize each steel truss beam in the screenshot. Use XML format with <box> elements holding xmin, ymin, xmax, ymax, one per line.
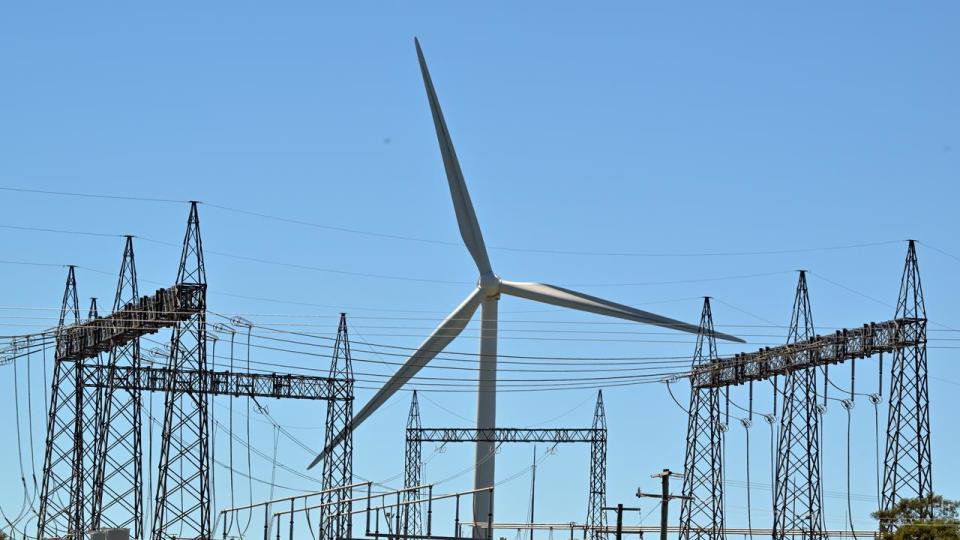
<box><xmin>81</xmin><ymin>364</ymin><xmax>344</xmax><ymax>400</ymax></box>
<box><xmin>690</xmin><ymin>318</ymin><xmax>918</xmax><ymax>389</ymax></box>
<box><xmin>408</xmin><ymin>428</ymin><xmax>605</xmax><ymax>443</ymax></box>
<box><xmin>56</xmin><ymin>283</ymin><xmax>203</xmax><ymax>361</ymax></box>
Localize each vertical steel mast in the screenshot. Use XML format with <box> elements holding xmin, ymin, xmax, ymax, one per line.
<box><xmin>152</xmin><ymin>202</ymin><xmax>211</xmax><ymax>540</ymax></box>
<box><xmin>679</xmin><ymin>298</ymin><xmax>725</xmax><ymax>540</ymax></box>
<box><xmin>772</xmin><ymin>272</ymin><xmax>824</xmax><ymax>540</ymax></box>
<box><xmin>882</xmin><ymin>240</ymin><xmax>933</xmax><ymax>519</ymax></box>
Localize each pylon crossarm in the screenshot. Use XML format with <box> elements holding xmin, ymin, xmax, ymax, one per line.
<box><xmin>691</xmin><ymin>318</ymin><xmax>924</xmax><ymax>388</ymax></box>
<box><xmin>57</xmin><ymin>283</ymin><xmax>204</xmax><ymax>361</ymax></box>
<box><xmin>80</xmin><ymin>364</ymin><xmax>348</xmax><ymax>401</ymax></box>
<box><xmin>408</xmin><ymin>428</ymin><xmax>604</xmax><ymax>443</ymax></box>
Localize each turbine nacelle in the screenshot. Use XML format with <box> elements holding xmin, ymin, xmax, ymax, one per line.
<box><xmin>477</xmin><ymin>272</ymin><xmax>501</xmax><ymax>298</ymax></box>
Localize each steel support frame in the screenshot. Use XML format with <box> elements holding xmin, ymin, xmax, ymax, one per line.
<box><xmin>881</xmin><ymin>240</ymin><xmax>933</xmax><ymax>521</ymax></box>
<box><xmin>679</xmin><ymin>299</ymin><xmax>724</xmax><ymax>540</ymax></box>
<box><xmin>321</xmin><ymin>314</ymin><xmax>355</xmax><ymax>540</ymax></box>
<box><xmin>405</xmin><ymin>399</ymin><xmax>607</xmax><ymax>540</ymax></box>
<box><xmin>772</xmin><ymin>272</ymin><xmax>824</xmax><ymax>540</ymax></box>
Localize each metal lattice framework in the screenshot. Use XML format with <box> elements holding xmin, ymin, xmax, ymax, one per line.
<box><xmin>882</xmin><ymin>240</ymin><xmax>933</xmax><ymax>518</ymax></box>
<box><xmin>405</xmin><ymin>392</ymin><xmax>607</xmax><ymax>539</ymax></box>
<box><xmin>689</xmin><ymin>320</ymin><xmax>911</xmax><ymax>389</ymax></box>
<box><xmin>321</xmin><ymin>313</ymin><xmax>355</xmax><ymax>540</ymax></box>
<box><xmin>587</xmin><ymin>391</ymin><xmax>608</xmax><ymax>540</ymax></box>
<box><xmin>152</xmin><ymin>201</ymin><xmax>213</xmax><ymax>540</ymax></box>
<box><xmin>81</xmin><ymin>297</ymin><xmax>105</xmax><ymax>529</ymax></box>
<box><xmin>404</xmin><ymin>391</ymin><xmax>424</xmax><ymax>538</ymax></box>
<box><xmin>685</xmin><ymin>243</ymin><xmax>933</xmax><ymax>527</ymax></box>
<box><xmin>678</xmin><ymin>298</ymin><xmax>725</xmax><ymax>540</ymax></box>
<box><xmin>772</xmin><ymin>271</ymin><xmax>825</xmax><ymax>540</ymax></box>
<box><xmin>38</xmin><ymin>266</ymin><xmax>85</xmax><ymax>539</ymax></box>
<box><xmin>82</xmin><ymin>364</ymin><xmax>342</xmax><ymax>399</ymax></box>
<box><xmin>90</xmin><ymin>236</ymin><xmax>145</xmax><ymax>537</ymax></box>
<box><xmin>33</xmin><ymin>203</ymin><xmax>357</xmax><ymax>540</ymax></box>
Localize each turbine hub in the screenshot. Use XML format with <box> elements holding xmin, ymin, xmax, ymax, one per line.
<box><xmin>478</xmin><ymin>272</ymin><xmax>501</xmax><ymax>298</ymax></box>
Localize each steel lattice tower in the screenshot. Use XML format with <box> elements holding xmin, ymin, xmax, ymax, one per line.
<box><xmin>321</xmin><ymin>313</ymin><xmax>355</xmax><ymax>540</ymax></box>
<box><xmin>882</xmin><ymin>240</ymin><xmax>932</xmax><ymax>518</ymax></box>
<box><xmin>679</xmin><ymin>298</ymin><xmax>725</xmax><ymax>540</ymax></box>
<box><xmin>82</xmin><ymin>297</ymin><xmax>106</xmax><ymax>525</ymax></box>
<box><xmin>91</xmin><ymin>236</ymin><xmax>145</xmax><ymax>537</ymax></box>
<box><xmin>587</xmin><ymin>390</ymin><xmax>607</xmax><ymax>540</ymax></box>
<box><xmin>773</xmin><ymin>271</ymin><xmax>824</xmax><ymax>540</ymax></box>
<box><xmin>404</xmin><ymin>390</ymin><xmax>424</xmax><ymax>537</ymax></box>
<box><xmin>152</xmin><ymin>202</ymin><xmax>212</xmax><ymax>540</ymax></box>
<box><xmin>38</xmin><ymin>266</ymin><xmax>85</xmax><ymax>539</ymax></box>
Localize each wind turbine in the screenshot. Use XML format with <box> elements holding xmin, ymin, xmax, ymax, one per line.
<box><xmin>309</xmin><ymin>38</ymin><xmax>744</xmax><ymax>533</ymax></box>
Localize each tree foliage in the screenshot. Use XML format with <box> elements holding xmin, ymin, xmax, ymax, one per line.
<box><xmin>874</xmin><ymin>495</ymin><xmax>960</xmax><ymax>540</ymax></box>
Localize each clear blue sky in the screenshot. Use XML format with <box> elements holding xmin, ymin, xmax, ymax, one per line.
<box><xmin>1</xmin><ymin>2</ymin><xmax>958</xmax><ymax>537</ymax></box>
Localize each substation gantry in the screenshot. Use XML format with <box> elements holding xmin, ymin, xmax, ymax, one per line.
<box><xmin>36</xmin><ymin>203</ymin><xmax>356</xmax><ymax>540</ymax></box>
<box><xmin>678</xmin><ymin>241</ymin><xmax>932</xmax><ymax>539</ymax></box>
<box><xmin>403</xmin><ymin>391</ymin><xmax>609</xmax><ymax>540</ymax></box>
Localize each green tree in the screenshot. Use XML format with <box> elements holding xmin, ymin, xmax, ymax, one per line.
<box><xmin>874</xmin><ymin>495</ymin><xmax>960</xmax><ymax>540</ymax></box>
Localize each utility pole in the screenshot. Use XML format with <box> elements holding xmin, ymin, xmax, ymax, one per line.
<box><xmin>602</xmin><ymin>505</ymin><xmax>642</xmax><ymax>540</ymax></box>
<box><xmin>637</xmin><ymin>469</ymin><xmax>689</xmax><ymax>540</ymax></box>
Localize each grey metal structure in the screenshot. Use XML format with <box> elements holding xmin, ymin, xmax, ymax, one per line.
<box><xmin>404</xmin><ymin>392</ymin><xmax>607</xmax><ymax>539</ymax></box>
<box><xmin>90</xmin><ymin>236</ymin><xmax>145</xmax><ymax>538</ymax></box>
<box><xmin>37</xmin><ymin>265</ymin><xmax>85</xmax><ymax>539</ymax></box>
<box><xmin>678</xmin><ymin>299</ymin><xmax>725</xmax><ymax>540</ymax></box>
<box><xmin>310</xmin><ymin>38</ymin><xmax>743</xmax><ymax>537</ymax></box>
<box><xmin>404</xmin><ymin>391</ymin><xmax>425</xmax><ymax>538</ymax></box>
<box><xmin>321</xmin><ymin>313</ymin><xmax>355</xmax><ymax>540</ymax></box>
<box><xmin>685</xmin><ymin>243</ymin><xmax>934</xmax><ymax>530</ymax></box>
<box><xmin>151</xmin><ymin>201</ymin><xmax>213</xmax><ymax>540</ymax></box>
<box><xmin>772</xmin><ymin>272</ymin><xmax>824</xmax><ymax>540</ymax></box>
<box><xmin>881</xmin><ymin>240</ymin><xmax>933</xmax><ymax>520</ymax></box>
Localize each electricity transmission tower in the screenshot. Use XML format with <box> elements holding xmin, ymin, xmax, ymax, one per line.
<box><xmin>404</xmin><ymin>391</ymin><xmax>424</xmax><ymax>538</ymax></box>
<box><xmin>37</xmin><ymin>265</ymin><xmax>84</xmax><ymax>539</ymax></box>
<box><xmin>772</xmin><ymin>271</ymin><xmax>824</xmax><ymax>540</ymax></box>
<box><xmin>90</xmin><ymin>236</ymin><xmax>145</xmax><ymax>537</ymax></box>
<box><xmin>588</xmin><ymin>390</ymin><xmax>608</xmax><ymax>540</ymax></box>
<box><xmin>321</xmin><ymin>313</ymin><xmax>355</xmax><ymax>540</ymax></box>
<box><xmin>882</xmin><ymin>240</ymin><xmax>933</xmax><ymax>517</ymax></box>
<box><xmin>678</xmin><ymin>298</ymin><xmax>725</xmax><ymax>540</ymax></box>
<box><xmin>31</xmin><ymin>203</ymin><xmax>359</xmax><ymax>540</ymax></box>
<box><xmin>151</xmin><ymin>201</ymin><xmax>213</xmax><ymax>540</ymax></box>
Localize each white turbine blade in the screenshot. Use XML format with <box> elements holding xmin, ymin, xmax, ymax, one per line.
<box><xmin>307</xmin><ymin>288</ymin><xmax>484</xmax><ymax>469</ymax></box>
<box><xmin>415</xmin><ymin>38</ymin><xmax>493</xmax><ymax>276</ymax></box>
<box><xmin>500</xmin><ymin>280</ymin><xmax>746</xmax><ymax>343</ymax></box>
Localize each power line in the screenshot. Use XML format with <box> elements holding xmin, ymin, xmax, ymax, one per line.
<box><xmin>0</xmin><ymin>185</ymin><xmax>906</xmax><ymax>258</ymax></box>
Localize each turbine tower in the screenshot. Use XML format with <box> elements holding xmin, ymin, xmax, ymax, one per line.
<box><xmin>310</xmin><ymin>38</ymin><xmax>744</xmax><ymax>536</ymax></box>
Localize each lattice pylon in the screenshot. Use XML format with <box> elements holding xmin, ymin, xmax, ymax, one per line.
<box><xmin>404</xmin><ymin>390</ymin><xmax>424</xmax><ymax>538</ymax></box>
<box><xmin>152</xmin><ymin>202</ymin><xmax>212</xmax><ymax>540</ymax></box>
<box><xmin>91</xmin><ymin>236</ymin><xmax>145</xmax><ymax>537</ymax></box>
<box><xmin>882</xmin><ymin>240</ymin><xmax>932</xmax><ymax>520</ymax></box>
<box><xmin>587</xmin><ymin>390</ymin><xmax>607</xmax><ymax>540</ymax></box>
<box><xmin>321</xmin><ymin>313</ymin><xmax>355</xmax><ymax>540</ymax></box>
<box><xmin>38</xmin><ymin>266</ymin><xmax>85</xmax><ymax>539</ymax></box>
<box><xmin>772</xmin><ymin>272</ymin><xmax>824</xmax><ymax>540</ymax></box>
<box><xmin>81</xmin><ymin>297</ymin><xmax>106</xmax><ymax>526</ymax></box>
<box><xmin>679</xmin><ymin>298</ymin><xmax>725</xmax><ymax>540</ymax></box>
